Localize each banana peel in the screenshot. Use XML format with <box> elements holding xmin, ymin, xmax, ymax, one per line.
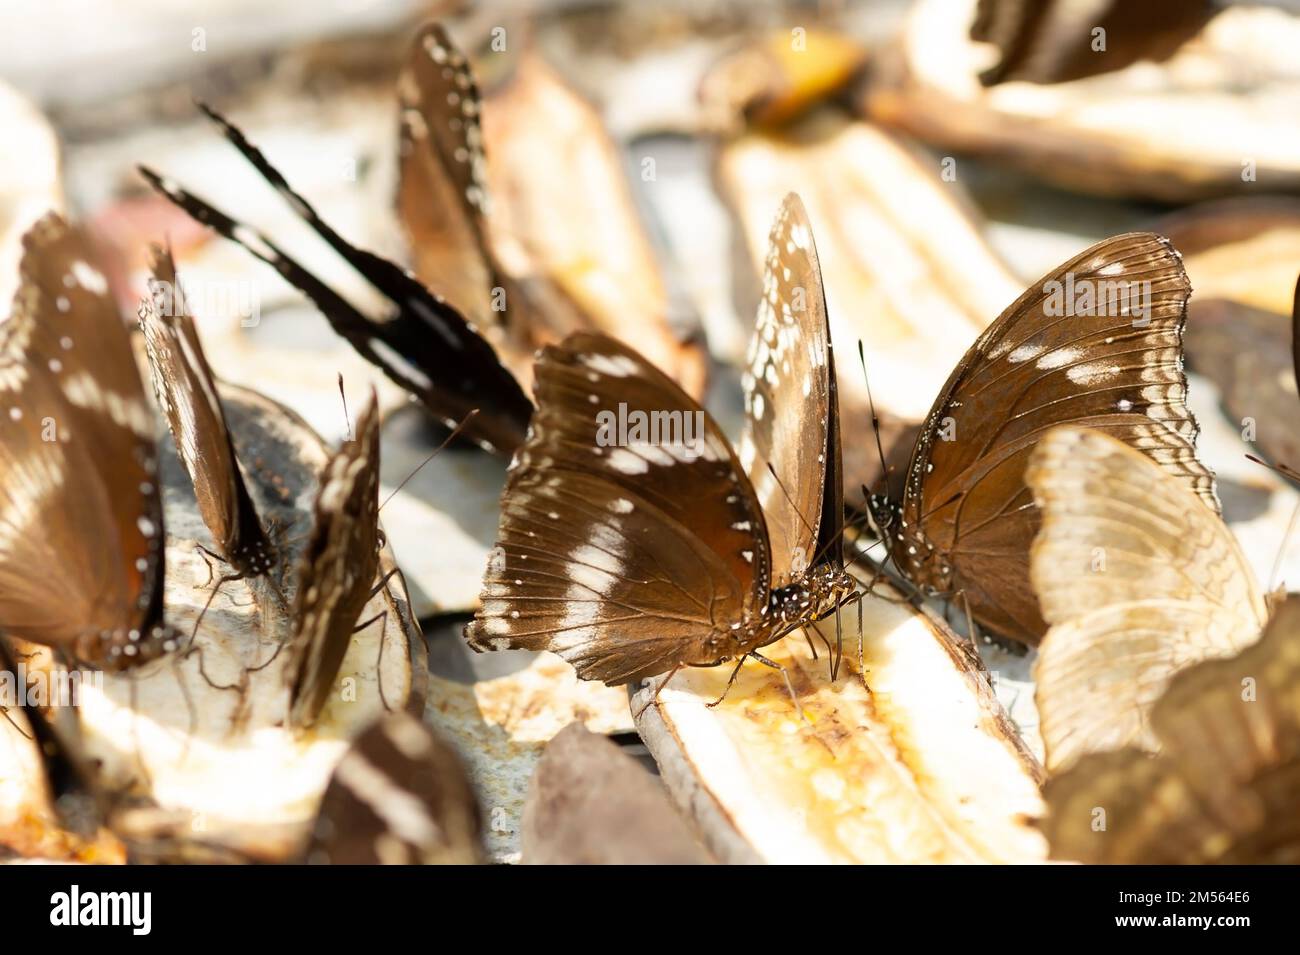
<box><xmin>632</xmin><ymin>580</ymin><xmax>1048</xmax><ymax>864</ymax></box>
<box><xmin>482</xmin><ymin>50</ymin><xmax>707</xmax><ymax>399</ymax></box>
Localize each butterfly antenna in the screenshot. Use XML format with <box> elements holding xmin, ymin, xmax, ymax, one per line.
<box><xmin>764</xmin><ymin>461</ymin><xmax>817</xmax><ymax>541</ymax></box>
<box><xmin>337</xmin><ymin>374</ymin><xmax>353</xmax><ymax>442</ymax></box>
<box><xmin>1246</xmin><ymin>453</ymin><xmax>1300</xmax><ymax>487</ymax></box>
<box><xmin>857</xmin><ymin>340</ymin><xmax>890</xmax><ymax>497</ymax></box>
<box><xmin>379</xmin><ymin>409</ymin><xmax>480</xmax><ymax>513</ymax></box>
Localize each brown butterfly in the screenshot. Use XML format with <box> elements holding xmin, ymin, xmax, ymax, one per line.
<box><xmin>1039</xmin><ymin>596</ymin><xmax>1300</xmax><ymax>863</ymax></box>
<box><xmin>396</xmin><ymin>22</ymin><xmax>515</xmax><ymax>353</ymax></box>
<box><xmin>1026</xmin><ymin>426</ymin><xmax>1266</xmax><ymax>771</ymax></box>
<box><xmin>866</xmin><ymin>232</ymin><xmax>1218</xmax><ymax>646</ymax></box>
<box><xmin>466</xmin><ymin>195</ymin><xmax>856</xmax><ymax>694</ymax></box>
<box><xmin>286</xmin><ymin>390</ymin><xmax>386</xmax><ymax>728</ymax></box>
<box><xmin>0</xmin><ymin>213</ymin><xmax>178</xmax><ymax>670</ymax></box>
<box><xmin>138</xmin><ymin>244</ymin><xmax>276</xmax><ymax>585</ymax></box>
<box><xmin>304</xmin><ymin>710</ymin><xmax>482</xmax><ymax>864</ymax></box>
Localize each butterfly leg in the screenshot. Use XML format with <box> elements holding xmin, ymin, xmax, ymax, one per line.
<box><xmin>366</xmin><ymin>567</ymin><xmax>401</xmax><ymax>600</ymax></box>
<box><xmin>352</xmin><ymin>608</ymin><xmax>390</xmax><ymax>712</ymax></box>
<box><xmin>960</xmin><ymin>591</ymin><xmax>980</xmax><ymax>648</ymax></box>
<box><xmin>631</xmin><ymin>665</ymin><xmax>682</xmax><ymax>720</ymax></box>
<box><xmin>189</xmin><ymin>571</ymin><xmax>246</xmax><ymax>652</ymax></box>
<box><xmin>195</xmin><ymin>544</ymin><xmax>224</xmax><ymax>589</ymax></box>
<box><xmin>842</xmin><ymin>591</ymin><xmax>871</xmax><ymax>693</ymax></box>
<box><xmin>707</xmin><ymin>657</ymin><xmax>749</xmax><ymax>708</ymax></box>
<box><xmin>833</xmin><ymin>609</ymin><xmax>843</xmax><ymax>682</ymax></box>
<box><xmin>748</xmin><ymin>651</ymin><xmax>808</xmax><ymax>723</ymax></box>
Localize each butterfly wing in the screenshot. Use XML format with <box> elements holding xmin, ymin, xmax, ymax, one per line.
<box><xmin>0</xmin><ymin>214</ymin><xmax>172</xmax><ymax>669</ymax></box>
<box><xmin>139</xmin><ymin>245</ymin><xmax>273</xmax><ymax>578</ymax></box>
<box><xmin>1040</xmin><ymin>598</ymin><xmax>1300</xmax><ymax>864</ymax></box>
<box><xmin>396</xmin><ymin>22</ymin><xmax>499</xmax><ymax>332</ymax></box>
<box><xmin>1292</xmin><ymin>272</ymin><xmax>1300</xmax><ymax>397</ymax></box>
<box><xmin>972</xmin><ymin>0</ymin><xmax>1213</xmax><ymax>86</ymax></box>
<box><xmin>466</xmin><ymin>332</ymin><xmax>771</xmax><ymax>685</ymax></box>
<box><xmin>1027</xmin><ymin>426</ymin><xmax>1266</xmax><ymax>771</ymax></box>
<box><xmin>897</xmin><ymin>232</ymin><xmax>1217</xmax><ymax>643</ymax></box>
<box><xmin>288</xmin><ymin>392</ymin><xmax>382</xmax><ymax>728</ymax></box>
<box><xmin>305</xmin><ymin>710</ymin><xmax>482</xmax><ymax>864</ymax></box>
<box><xmin>738</xmin><ymin>193</ymin><xmax>842</xmax><ymax>586</ymax></box>
<box><xmin>139</xmin><ymin>105</ymin><xmax>532</xmax><ymax>456</ymax></box>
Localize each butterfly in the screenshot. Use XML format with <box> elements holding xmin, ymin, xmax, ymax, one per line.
<box><xmin>304</xmin><ymin>709</ymin><xmax>482</xmax><ymax>864</ymax></box>
<box><xmin>1039</xmin><ymin>595</ymin><xmax>1300</xmax><ymax>863</ymax></box>
<box><xmin>1026</xmin><ymin>426</ymin><xmax>1267</xmax><ymax>772</ymax></box>
<box><xmin>466</xmin><ymin>194</ymin><xmax>856</xmax><ymax>693</ymax></box>
<box><xmin>138</xmin><ymin>244</ymin><xmax>277</xmax><ymax>586</ymax></box>
<box><xmin>866</xmin><ymin>232</ymin><xmax>1218</xmax><ymax>646</ymax></box>
<box><xmin>285</xmin><ymin>389</ymin><xmax>387</xmax><ymax>728</ymax></box>
<box><xmin>971</xmin><ymin>0</ymin><xmax>1213</xmax><ymax>86</ymax></box>
<box><xmin>138</xmin><ymin>104</ymin><xmax>532</xmax><ymax>457</ymax></box>
<box><xmin>0</xmin><ymin>213</ymin><xmax>179</xmax><ymax>671</ymax></box>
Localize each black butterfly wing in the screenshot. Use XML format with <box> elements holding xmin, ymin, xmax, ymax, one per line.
<box><xmin>139</xmin><ymin>245</ymin><xmax>273</xmax><ymax>578</ymax></box>
<box><xmin>397</xmin><ymin>22</ymin><xmax>500</xmax><ymax>332</ymax></box>
<box><xmin>288</xmin><ymin>391</ymin><xmax>382</xmax><ymax>728</ymax></box>
<box><xmin>0</xmin><ymin>214</ymin><xmax>172</xmax><ymax>669</ymax></box>
<box><xmin>466</xmin><ymin>332</ymin><xmax>771</xmax><ymax>685</ymax></box>
<box><xmin>138</xmin><ymin>104</ymin><xmax>531</xmax><ymax>456</ymax></box>
<box><xmin>305</xmin><ymin>710</ymin><xmax>482</xmax><ymax>864</ymax></box>
<box><xmin>898</xmin><ymin>232</ymin><xmax>1216</xmax><ymax>643</ymax></box>
<box><xmin>738</xmin><ymin>193</ymin><xmax>842</xmax><ymax>587</ymax></box>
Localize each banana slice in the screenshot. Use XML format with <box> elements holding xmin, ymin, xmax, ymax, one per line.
<box><xmin>633</xmin><ymin>581</ymin><xmax>1047</xmax><ymax>864</ymax></box>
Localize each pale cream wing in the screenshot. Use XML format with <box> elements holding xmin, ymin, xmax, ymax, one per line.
<box><xmin>1026</xmin><ymin>426</ymin><xmax>1266</xmax><ymax>772</ymax></box>
<box><xmin>1040</xmin><ymin>599</ymin><xmax>1300</xmax><ymax>864</ymax></box>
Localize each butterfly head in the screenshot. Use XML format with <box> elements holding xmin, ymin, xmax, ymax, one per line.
<box><xmin>767</xmin><ymin>564</ymin><xmax>858</xmax><ymax>631</ymax></box>
<box><xmin>234</xmin><ymin>537</ymin><xmax>278</xmax><ymax>578</ymax></box>
<box><xmin>866</xmin><ymin>491</ymin><xmax>901</xmax><ymax>543</ymax></box>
